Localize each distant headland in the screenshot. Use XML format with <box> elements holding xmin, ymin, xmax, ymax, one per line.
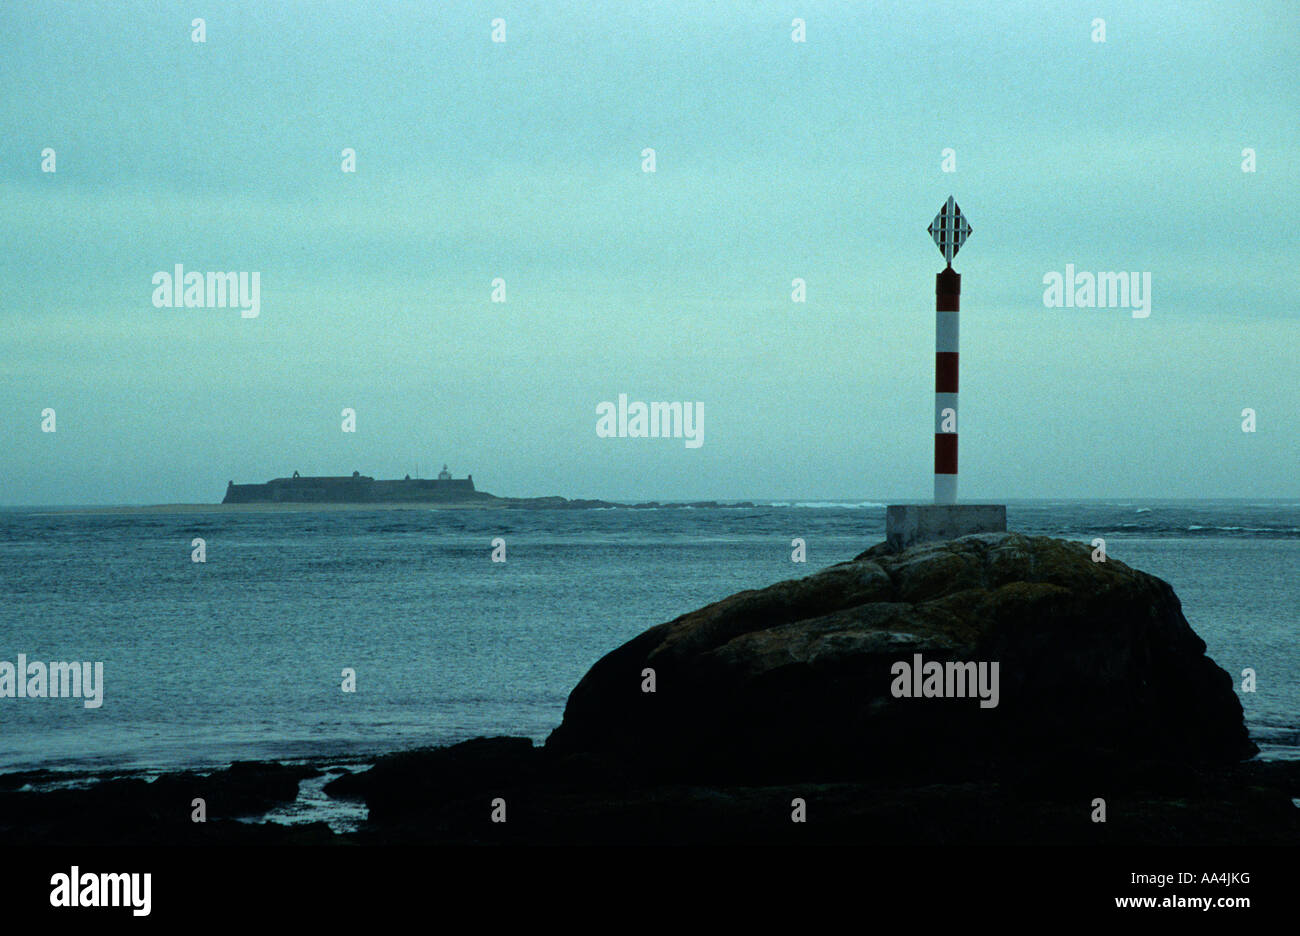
<box><xmin>221</xmin><ymin>466</ymin><xmax>754</xmax><ymax>510</ymax></box>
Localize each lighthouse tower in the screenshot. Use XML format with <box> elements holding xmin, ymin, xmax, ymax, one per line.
<box><xmin>884</xmin><ymin>197</ymin><xmax>1006</xmax><ymax>550</ymax></box>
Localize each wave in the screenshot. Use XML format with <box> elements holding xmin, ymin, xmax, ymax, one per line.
<box><xmin>775</xmin><ymin>501</ymin><xmax>889</xmax><ymax>509</ymax></box>
<box><xmin>1085</xmin><ymin>524</ymin><xmax>1300</xmax><ymax>537</ymax></box>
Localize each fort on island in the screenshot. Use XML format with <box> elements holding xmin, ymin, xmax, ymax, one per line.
<box><xmin>223</xmin><ymin>465</ymin><xmax>489</xmax><ymax>504</ymax></box>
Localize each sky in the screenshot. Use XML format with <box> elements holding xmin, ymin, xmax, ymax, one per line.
<box><xmin>2</xmin><ymin>0</ymin><xmax>1296</xmax><ymax>504</ymax></box>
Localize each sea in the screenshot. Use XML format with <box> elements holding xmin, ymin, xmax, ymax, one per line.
<box><xmin>1</xmin><ymin>500</ymin><xmax>1296</xmax><ymax>827</ymax></box>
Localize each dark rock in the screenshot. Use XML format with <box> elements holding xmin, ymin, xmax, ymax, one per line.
<box><xmin>331</xmin><ymin>749</ymin><xmax>1299</xmax><ymax>845</ymax></box>
<box><xmin>0</xmin><ymin>760</ymin><xmax>322</xmax><ymax>845</ymax></box>
<box><xmin>324</xmin><ymin>737</ymin><xmax>537</xmax><ymax>823</ymax></box>
<box><xmin>324</xmin><ymin>737</ymin><xmax>645</xmax><ymax>827</ymax></box>
<box><xmin>546</xmin><ymin>533</ymin><xmax>1256</xmax><ymax>782</ymax></box>
<box><xmin>0</xmin><ymin>769</ymin><xmax>61</xmax><ymax>792</ymax></box>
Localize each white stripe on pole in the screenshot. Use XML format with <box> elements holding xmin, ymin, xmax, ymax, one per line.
<box><xmin>935</xmin><ymin>474</ymin><xmax>957</xmax><ymax>505</ymax></box>
<box><xmin>934</xmin><ymin>393</ymin><xmax>959</xmax><ymax>433</ymax></box>
<box><xmin>935</xmin><ymin>310</ymin><xmax>959</xmax><ymax>353</ymax></box>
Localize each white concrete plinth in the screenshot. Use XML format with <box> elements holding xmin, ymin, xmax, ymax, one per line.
<box><xmin>885</xmin><ymin>504</ymin><xmax>1007</xmax><ymax>551</ymax></box>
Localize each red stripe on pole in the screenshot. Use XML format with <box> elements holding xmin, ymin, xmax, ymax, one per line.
<box><xmin>936</xmin><ymin>269</ymin><xmax>961</xmax><ymax>311</ymax></box>
<box><xmin>934</xmin><ymin>434</ymin><xmax>958</xmax><ymax>474</ymax></box>
<box><xmin>935</xmin><ymin>266</ymin><xmax>961</xmax><ymax>498</ymax></box>
<box><xmin>935</xmin><ymin>352</ymin><xmax>959</xmax><ymax>393</ymax></box>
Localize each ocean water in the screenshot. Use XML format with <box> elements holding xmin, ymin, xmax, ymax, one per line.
<box><xmin>0</xmin><ymin>501</ymin><xmax>1296</xmax><ymax>780</ymax></box>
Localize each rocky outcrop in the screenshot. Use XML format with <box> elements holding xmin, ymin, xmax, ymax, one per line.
<box><xmin>324</xmin><ymin>745</ymin><xmax>1299</xmax><ymax>845</ymax></box>
<box><xmin>546</xmin><ymin>533</ymin><xmax>1256</xmax><ymax>781</ymax></box>
<box><xmin>6</xmin><ymin>533</ymin><xmax>1279</xmax><ymax>846</ymax></box>
<box><xmin>0</xmin><ymin>761</ymin><xmax>329</xmax><ymax>846</ymax></box>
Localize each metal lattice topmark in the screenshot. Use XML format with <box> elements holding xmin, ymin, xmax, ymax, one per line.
<box><xmin>928</xmin><ymin>196</ymin><xmax>971</xmax><ymax>268</ymax></box>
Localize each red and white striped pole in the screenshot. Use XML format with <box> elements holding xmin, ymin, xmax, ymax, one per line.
<box><xmin>927</xmin><ymin>196</ymin><xmax>969</xmax><ymax>505</ymax></box>
<box><xmin>935</xmin><ymin>268</ymin><xmax>959</xmax><ymax>504</ymax></box>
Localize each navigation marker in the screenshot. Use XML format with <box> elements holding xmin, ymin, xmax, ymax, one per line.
<box><xmin>927</xmin><ymin>195</ymin><xmax>971</xmax><ymax>269</ymax></box>
<box><xmin>882</xmin><ymin>196</ymin><xmax>1005</xmax><ymax>549</ymax></box>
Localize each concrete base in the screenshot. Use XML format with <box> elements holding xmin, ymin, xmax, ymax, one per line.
<box><xmin>885</xmin><ymin>504</ymin><xmax>1007</xmax><ymax>551</ymax></box>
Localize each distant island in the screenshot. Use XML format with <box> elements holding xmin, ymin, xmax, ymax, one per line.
<box><xmin>224</xmin><ymin>465</ymin><xmax>488</xmax><ymax>505</ymax></box>
<box><xmin>222</xmin><ymin>466</ymin><xmax>754</xmax><ymax>510</ymax></box>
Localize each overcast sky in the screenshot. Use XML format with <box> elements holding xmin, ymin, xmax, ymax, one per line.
<box><xmin>2</xmin><ymin>1</ymin><xmax>1296</xmax><ymax>504</ymax></box>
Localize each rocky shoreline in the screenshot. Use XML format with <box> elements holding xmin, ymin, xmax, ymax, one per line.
<box><xmin>4</xmin><ymin>533</ymin><xmax>1295</xmax><ymax>846</ymax></box>
<box><xmin>2</xmin><ymin>743</ymin><xmax>1296</xmax><ymax>846</ymax></box>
